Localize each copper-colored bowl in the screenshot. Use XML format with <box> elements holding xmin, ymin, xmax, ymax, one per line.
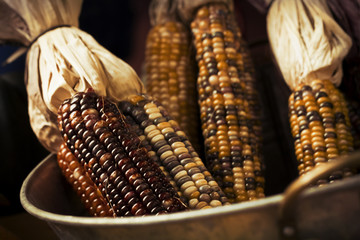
<box><xmin>20</xmin><ymin>153</ymin><xmax>360</xmax><ymax>240</ymax></box>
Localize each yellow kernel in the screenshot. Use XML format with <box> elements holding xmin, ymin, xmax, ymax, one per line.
<box><xmin>191</xmin><ymin>173</ymin><xmax>205</xmax><ymax>181</ymax></box>
<box><xmin>183</xmin><ymin>186</ymin><xmax>198</xmax><ymax>198</ymax></box>
<box><xmin>149</xmin><ymin>112</ymin><xmax>163</xmax><ymax>120</ymax></box>
<box><xmin>174</xmin><ymin>170</ymin><xmax>188</xmax><ymax>182</ymax></box>
<box><xmin>189</xmin><ymin>198</ymin><xmax>199</xmax><ymax>209</ymax></box>
<box><xmin>180</xmin><ymin>181</ymin><xmax>195</xmax><ymax>191</ymax></box>
<box><xmin>160</xmin><ymin>150</ymin><xmax>174</xmax><ymax>160</ymax></box>
<box><xmin>174</xmin><ymin>147</ymin><xmax>188</xmax><ymax>156</ymax></box>
<box><xmin>196</xmin><ymin>201</ymin><xmax>209</xmax><ymax>209</ymax></box>
<box><xmin>195</xmin><ymin>179</ymin><xmax>208</xmax><ymax>188</ymax></box>
<box><xmin>147</xmin><ymin>129</ymin><xmax>161</xmax><ymax>139</ymax></box>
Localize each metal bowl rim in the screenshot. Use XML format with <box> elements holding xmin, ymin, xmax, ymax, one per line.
<box><xmin>20</xmin><ymin>153</ymin><xmax>360</xmax><ymax>227</ymax></box>
<box><xmin>20</xmin><ymin>154</ymin><xmax>282</xmax><ymax>226</ymax></box>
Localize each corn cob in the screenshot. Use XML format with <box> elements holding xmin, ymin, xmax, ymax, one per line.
<box><xmin>57</xmin><ymin>90</ymin><xmax>187</xmax><ymax>216</ymax></box>
<box><xmin>289</xmin><ymin>79</ymin><xmax>355</xmax><ymax>182</ymax></box>
<box><xmin>57</xmin><ymin>143</ymin><xmax>115</xmax><ymax>217</ymax></box>
<box><xmin>118</xmin><ymin>95</ymin><xmax>229</xmax><ymax>209</ymax></box>
<box><xmin>145</xmin><ymin>21</ymin><xmax>201</xmax><ymax>153</ymax></box>
<box><xmin>117</xmin><ymin>109</ymin><xmax>185</xmax><ymax>203</ymax></box>
<box><xmin>189</xmin><ymin>4</ymin><xmax>265</xmax><ymax>203</ymax></box>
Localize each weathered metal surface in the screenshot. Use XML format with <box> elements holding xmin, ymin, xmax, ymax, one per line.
<box><xmin>20</xmin><ymin>154</ymin><xmax>360</xmax><ymax>240</ymax></box>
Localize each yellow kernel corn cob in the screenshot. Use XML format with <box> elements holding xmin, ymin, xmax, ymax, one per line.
<box><xmin>57</xmin><ymin>143</ymin><xmax>115</xmax><ymax>217</ymax></box>
<box><xmin>57</xmin><ymin>90</ymin><xmax>187</xmax><ymax>217</ymax></box>
<box><xmin>118</xmin><ymin>95</ymin><xmax>230</xmax><ymax>209</ymax></box>
<box><xmin>144</xmin><ymin>21</ymin><xmax>201</xmax><ymax>153</ymax></box>
<box><xmin>190</xmin><ymin>3</ymin><xmax>265</xmax><ymax>203</ymax></box>
<box><xmin>289</xmin><ymin>79</ymin><xmax>355</xmax><ymax>182</ymax></box>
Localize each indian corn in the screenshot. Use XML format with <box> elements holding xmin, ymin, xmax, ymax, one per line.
<box><xmin>57</xmin><ymin>90</ymin><xmax>187</xmax><ymax>216</ymax></box>
<box><xmin>190</xmin><ymin>3</ymin><xmax>265</xmax><ymax>203</ymax></box>
<box><xmin>57</xmin><ymin>89</ymin><xmax>229</xmax><ymax>217</ymax></box>
<box><xmin>57</xmin><ymin>143</ymin><xmax>115</xmax><ymax>217</ymax></box>
<box><xmin>117</xmin><ymin>94</ymin><xmax>229</xmax><ymax>209</ymax></box>
<box><xmin>144</xmin><ymin>21</ymin><xmax>202</xmax><ymax>153</ymax></box>
<box><xmin>289</xmin><ymin>79</ymin><xmax>355</xmax><ymax>182</ymax></box>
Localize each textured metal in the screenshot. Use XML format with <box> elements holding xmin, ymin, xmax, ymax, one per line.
<box><xmin>20</xmin><ymin>153</ymin><xmax>360</xmax><ymax>240</ymax></box>
<box><xmin>279</xmin><ymin>151</ymin><xmax>360</xmax><ymax>240</ymax></box>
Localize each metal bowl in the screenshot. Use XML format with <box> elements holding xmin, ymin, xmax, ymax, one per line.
<box><xmin>20</xmin><ymin>153</ymin><xmax>360</xmax><ymax>240</ymax></box>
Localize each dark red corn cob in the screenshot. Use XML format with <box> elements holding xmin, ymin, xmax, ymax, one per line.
<box><xmin>57</xmin><ymin>143</ymin><xmax>115</xmax><ymax>217</ymax></box>
<box><xmin>57</xmin><ymin>90</ymin><xmax>187</xmax><ymax>217</ymax></box>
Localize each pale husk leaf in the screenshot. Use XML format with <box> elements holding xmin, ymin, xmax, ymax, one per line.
<box><xmin>175</xmin><ymin>0</ymin><xmax>234</xmax><ymax>24</ymax></box>
<box><xmin>267</xmin><ymin>0</ymin><xmax>352</xmax><ymax>90</ymax></box>
<box><xmin>0</xmin><ymin>0</ymin><xmax>144</xmax><ymax>152</ymax></box>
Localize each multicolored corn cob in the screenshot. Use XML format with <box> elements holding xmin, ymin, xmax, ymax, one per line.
<box><xmin>118</xmin><ymin>94</ymin><xmax>229</xmax><ymax>209</ymax></box>
<box><xmin>144</xmin><ymin>21</ymin><xmax>201</xmax><ymax>153</ymax></box>
<box><xmin>190</xmin><ymin>3</ymin><xmax>265</xmax><ymax>203</ymax></box>
<box><xmin>57</xmin><ymin>89</ymin><xmax>230</xmax><ymax>217</ymax></box>
<box><xmin>57</xmin><ymin>90</ymin><xmax>187</xmax><ymax>217</ymax></box>
<box><xmin>289</xmin><ymin>79</ymin><xmax>355</xmax><ymax>182</ymax></box>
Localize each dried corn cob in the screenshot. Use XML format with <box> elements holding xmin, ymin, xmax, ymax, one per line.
<box><xmin>289</xmin><ymin>79</ymin><xmax>355</xmax><ymax>182</ymax></box>
<box><xmin>145</xmin><ymin>21</ymin><xmax>201</xmax><ymax>153</ymax></box>
<box><xmin>118</xmin><ymin>95</ymin><xmax>230</xmax><ymax>209</ymax></box>
<box><xmin>57</xmin><ymin>90</ymin><xmax>187</xmax><ymax>217</ymax></box>
<box><xmin>190</xmin><ymin>3</ymin><xmax>265</xmax><ymax>202</ymax></box>
<box><xmin>121</xmin><ymin>111</ymin><xmax>184</xmax><ymax>203</ymax></box>
<box><xmin>57</xmin><ymin>143</ymin><xmax>115</xmax><ymax>217</ymax></box>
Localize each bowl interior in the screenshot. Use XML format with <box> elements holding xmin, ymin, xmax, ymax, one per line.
<box><xmin>21</xmin><ymin>154</ymin><xmax>88</xmax><ymax>217</ymax></box>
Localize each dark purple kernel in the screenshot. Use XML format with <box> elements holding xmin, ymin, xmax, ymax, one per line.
<box><xmin>170</xmin><ymin>165</ymin><xmax>184</xmax><ymax>176</ymax></box>
<box><xmin>90</xmin><ymin>143</ymin><xmax>101</xmax><ymax>153</ymax></box>
<box><xmin>142</xmin><ymin>194</ymin><xmax>157</xmax><ymax>205</ymax></box>
<box><xmin>140</xmin><ymin>119</ymin><xmax>152</xmax><ymax>129</ymax></box>
<box><xmin>168</xmin><ymin>136</ymin><xmax>181</xmax><ymax>145</ymax></box>
<box><xmin>153</xmin><ymin>117</ymin><xmax>167</xmax><ymax>125</ymax></box>
<box><xmin>177</xmin><ymin>176</ymin><xmax>192</xmax><ymax>186</ymax></box>
<box><xmin>165</xmin><ymin>160</ymin><xmax>180</xmax><ymax>171</ymax></box>
<box><xmin>70</xmin><ymin>103</ymin><xmax>80</xmax><ymax>112</ymax></box>
<box><xmin>315</xmin><ymin>91</ymin><xmax>328</xmax><ymax>99</ymax></box>
<box><xmin>152</xmin><ymin>139</ymin><xmax>167</xmax><ymax>150</ymax></box>
<box><xmin>179</xmin><ymin>158</ymin><xmax>192</xmax><ymax>165</ymax></box>
<box><xmin>150</xmin><ymin>206</ymin><xmax>164</xmax><ymax>214</ymax></box>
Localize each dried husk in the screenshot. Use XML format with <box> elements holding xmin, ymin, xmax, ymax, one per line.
<box><xmin>0</xmin><ymin>0</ymin><xmax>144</xmax><ymax>152</ymax></box>
<box><xmin>149</xmin><ymin>0</ymin><xmax>178</xmax><ymax>26</ymax></box>
<box><xmin>244</xmin><ymin>0</ymin><xmax>273</xmax><ymax>14</ymax></box>
<box><xmin>327</xmin><ymin>0</ymin><xmax>360</xmax><ymax>59</ymax></box>
<box><xmin>266</xmin><ymin>0</ymin><xmax>352</xmax><ymax>91</ymax></box>
<box><xmin>149</xmin><ymin>0</ymin><xmax>234</xmax><ymax>26</ymax></box>
<box><xmin>175</xmin><ymin>0</ymin><xmax>234</xmax><ymax>24</ymax></box>
<box><xmin>328</xmin><ymin>0</ymin><xmax>360</xmax><ymax>100</ymax></box>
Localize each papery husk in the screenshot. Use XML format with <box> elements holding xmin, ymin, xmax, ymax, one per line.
<box><xmin>0</xmin><ymin>0</ymin><xmax>145</xmax><ymax>152</ymax></box>
<box><xmin>327</xmin><ymin>0</ymin><xmax>360</xmax><ymax>59</ymax></box>
<box><xmin>149</xmin><ymin>0</ymin><xmax>178</xmax><ymax>26</ymax></box>
<box><xmin>266</xmin><ymin>0</ymin><xmax>352</xmax><ymax>91</ymax></box>
<box><xmin>245</xmin><ymin>0</ymin><xmax>273</xmax><ymax>14</ymax></box>
<box><xmin>149</xmin><ymin>0</ymin><xmax>234</xmax><ymax>26</ymax></box>
<box><xmin>328</xmin><ymin>0</ymin><xmax>360</xmax><ymax>101</ymax></box>
<box><xmin>175</xmin><ymin>0</ymin><xmax>234</xmax><ymax>24</ymax></box>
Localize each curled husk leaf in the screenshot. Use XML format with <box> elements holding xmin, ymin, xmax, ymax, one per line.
<box><xmin>0</xmin><ymin>0</ymin><xmax>145</xmax><ymax>152</ymax></box>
